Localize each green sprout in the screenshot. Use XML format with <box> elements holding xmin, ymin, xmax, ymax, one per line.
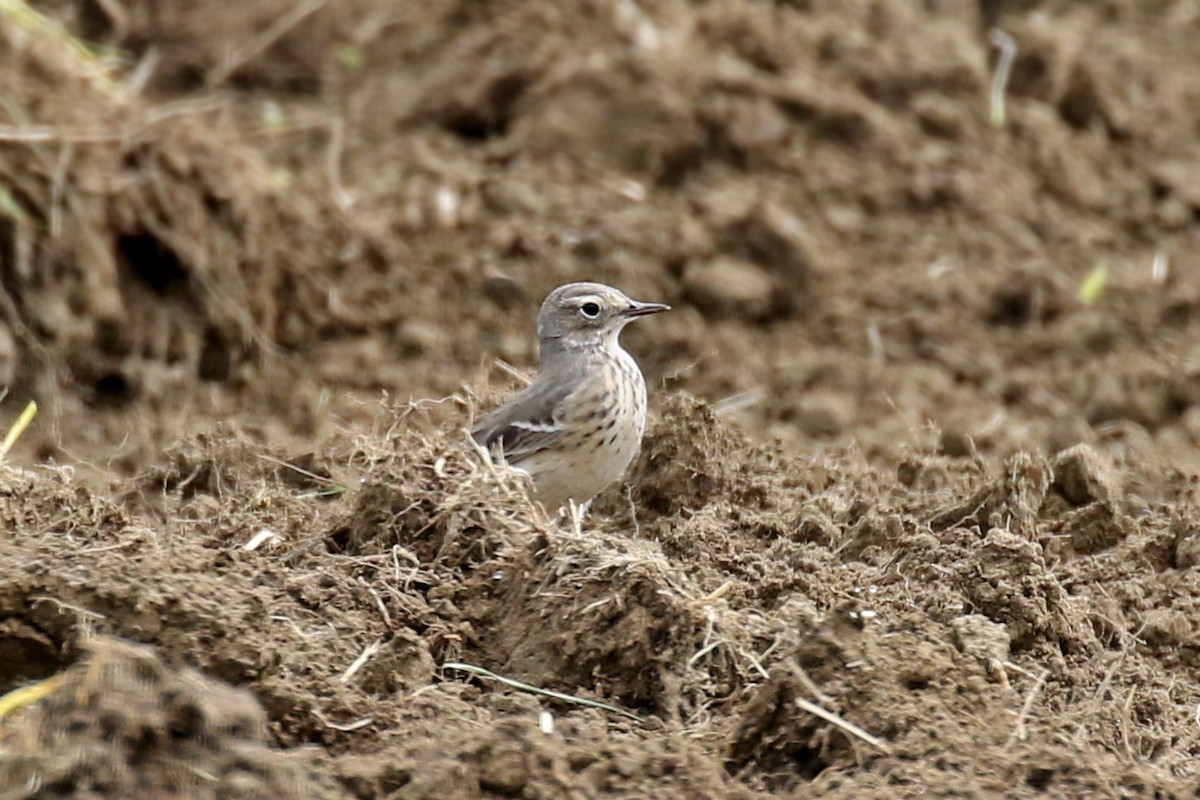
<box><xmin>1078</xmin><ymin>263</ymin><xmax>1108</xmax><ymax>306</ymax></box>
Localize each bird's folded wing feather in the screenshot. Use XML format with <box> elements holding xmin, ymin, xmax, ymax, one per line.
<box><xmin>471</xmin><ymin>380</ymin><xmax>574</xmax><ymax>464</ymax></box>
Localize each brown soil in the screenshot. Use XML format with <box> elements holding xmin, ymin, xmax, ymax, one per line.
<box><xmin>2</xmin><ymin>0</ymin><xmax>1200</xmax><ymax>797</ymax></box>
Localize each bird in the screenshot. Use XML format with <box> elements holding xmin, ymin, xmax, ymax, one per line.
<box><xmin>472</xmin><ymin>282</ymin><xmax>669</xmax><ymax>513</ymax></box>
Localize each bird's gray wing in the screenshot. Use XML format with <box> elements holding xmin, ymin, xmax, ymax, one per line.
<box><xmin>471</xmin><ymin>378</ymin><xmax>574</xmax><ymax>464</ymax></box>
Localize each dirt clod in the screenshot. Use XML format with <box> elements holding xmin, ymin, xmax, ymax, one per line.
<box><xmin>0</xmin><ymin>637</ymin><xmax>318</xmax><ymax>799</ymax></box>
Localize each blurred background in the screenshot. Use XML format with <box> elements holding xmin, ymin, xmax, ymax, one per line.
<box><xmin>1</xmin><ymin>0</ymin><xmax>1198</xmax><ymax>477</ymax></box>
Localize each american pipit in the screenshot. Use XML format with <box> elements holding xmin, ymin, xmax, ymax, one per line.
<box><xmin>473</xmin><ymin>282</ymin><xmax>669</xmax><ymax>512</ymax></box>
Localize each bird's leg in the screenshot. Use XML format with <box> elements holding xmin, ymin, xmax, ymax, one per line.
<box><xmin>565</xmin><ymin>498</ymin><xmax>592</xmax><ymax>533</ymax></box>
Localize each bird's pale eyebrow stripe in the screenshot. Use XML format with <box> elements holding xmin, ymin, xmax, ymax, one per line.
<box><xmin>510</xmin><ymin>420</ymin><xmax>563</xmax><ymax>433</ymax></box>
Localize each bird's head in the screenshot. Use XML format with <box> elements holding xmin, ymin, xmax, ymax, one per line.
<box><xmin>536</xmin><ymin>282</ymin><xmax>669</xmax><ymax>350</ymax></box>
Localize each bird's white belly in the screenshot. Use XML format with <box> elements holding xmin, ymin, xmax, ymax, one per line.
<box><xmin>516</xmin><ymin>416</ymin><xmax>642</xmax><ymax>510</ymax></box>
<box><xmin>515</xmin><ymin>351</ymin><xmax>647</xmax><ymax>511</ymax></box>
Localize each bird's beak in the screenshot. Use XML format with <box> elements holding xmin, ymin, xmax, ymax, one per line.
<box><xmin>622</xmin><ymin>300</ymin><xmax>671</xmax><ymax>318</ymax></box>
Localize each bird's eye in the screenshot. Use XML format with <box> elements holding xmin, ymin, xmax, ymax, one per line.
<box><xmin>580</xmin><ymin>302</ymin><xmax>601</xmax><ymax>318</ymax></box>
